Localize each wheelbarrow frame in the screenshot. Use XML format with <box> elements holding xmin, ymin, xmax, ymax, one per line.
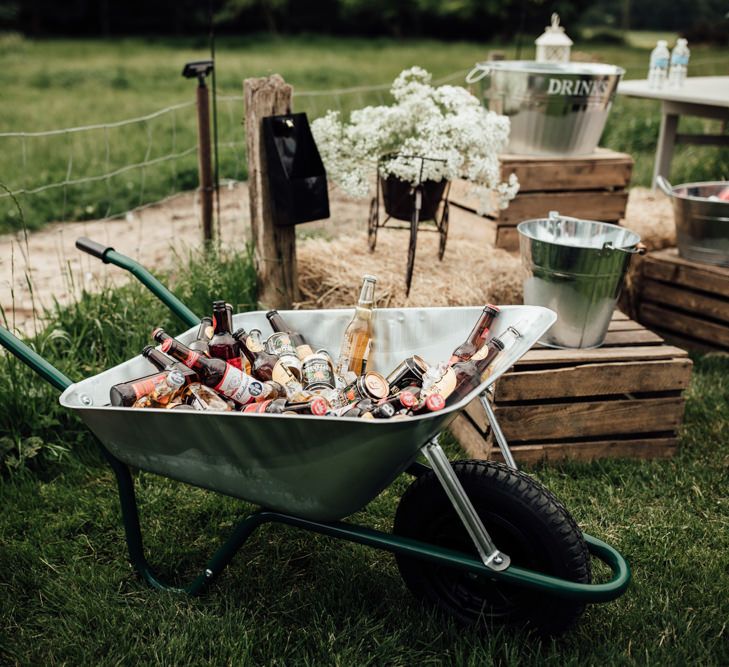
<box><xmin>0</xmin><ymin>240</ymin><xmax>631</xmax><ymax>604</ymax></box>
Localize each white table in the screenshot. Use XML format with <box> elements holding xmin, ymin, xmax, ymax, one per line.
<box><xmin>617</xmin><ymin>76</ymin><xmax>729</xmax><ymax>187</ymax></box>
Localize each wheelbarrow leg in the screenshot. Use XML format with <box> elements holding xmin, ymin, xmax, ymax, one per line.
<box><xmin>102</xmin><ymin>446</ymin><xmax>259</xmax><ymax>596</ymax></box>
<box><xmin>479</xmin><ymin>388</ymin><xmax>518</xmax><ymax>470</ymax></box>
<box><xmin>421</xmin><ymin>436</ymin><xmax>510</xmax><ymax>571</ymax></box>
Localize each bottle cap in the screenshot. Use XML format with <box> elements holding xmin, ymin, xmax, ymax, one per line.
<box><xmin>232</xmin><ymin>328</ymin><xmax>246</xmax><ymax>340</ymax></box>
<box><xmin>363</xmin><ymin>274</ymin><xmax>377</xmax><ymax>282</ymax></box>
<box><xmin>142</xmin><ymin>345</ymin><xmax>154</xmax><ymax>356</ymax></box>
<box><xmin>310</xmin><ymin>396</ymin><xmax>328</xmax><ymax>416</ymax></box>
<box><xmin>151</xmin><ymin>327</ymin><xmax>164</xmax><ymax>340</ymax></box>
<box><xmin>265</xmin><ymin>310</ymin><xmax>278</xmax><ymax>318</ymax></box>
<box><xmin>485</xmin><ymin>304</ymin><xmax>500</xmax><ymax>313</ymax></box>
<box><xmin>212</xmin><ymin>300</ymin><xmax>226</xmax><ymax>309</ymax></box>
<box><xmin>425</xmin><ymin>394</ymin><xmax>446</xmax><ymax>412</ymax></box>
<box><xmin>399</xmin><ymin>391</ymin><xmax>418</xmax><ymax>409</ymax></box>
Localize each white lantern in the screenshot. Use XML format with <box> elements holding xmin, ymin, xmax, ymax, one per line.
<box><xmin>535</xmin><ymin>13</ymin><xmax>573</xmax><ymax>63</ymax></box>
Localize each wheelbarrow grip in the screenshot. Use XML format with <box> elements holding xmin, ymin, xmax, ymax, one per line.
<box><xmin>74</xmin><ymin>238</ymin><xmax>200</xmax><ymax>328</ymax></box>
<box><xmin>76</xmin><ymin>237</ymin><xmax>114</xmax><ymax>262</ymax></box>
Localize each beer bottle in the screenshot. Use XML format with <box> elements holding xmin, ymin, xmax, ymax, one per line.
<box><xmin>266</xmin><ymin>310</ymin><xmax>314</xmax><ymax>360</ymax></box>
<box><xmin>281</xmin><ymin>397</ymin><xmax>329</xmax><ymax>416</ymax></box>
<box><xmin>142</xmin><ymin>345</ymin><xmax>198</xmax><ymax>382</ymax></box>
<box><xmin>256</xmin><ymin>380</ymin><xmax>287</xmax><ymax>401</ymax></box>
<box><xmin>411</xmin><ymin>393</ymin><xmax>446</xmax><ymax>415</ymax></box>
<box><xmin>209</xmin><ymin>301</ymin><xmax>241</xmax><ymax>369</ymax></box>
<box><xmin>130</xmin><ymin>369</ymin><xmax>187</xmax><ymax>409</ymax></box>
<box><xmin>189</xmin><ymin>316</ymin><xmax>214</xmax><ymax>354</ymax></box>
<box><xmin>448</xmin><ymin>304</ymin><xmax>500</xmax><ymax>365</ymax></box>
<box><xmin>186</xmin><ymin>383</ymin><xmax>234</xmax><ymax>412</ymax></box>
<box><xmin>335</xmin><ymin>275</ymin><xmax>376</xmax><ymax>379</ymax></box>
<box><xmin>152</xmin><ymin>328</ymin><xmax>264</xmax><ymax>406</ymax></box>
<box><xmin>424</xmin><ymin>336</ymin><xmax>506</xmax><ymax>405</ymax></box>
<box><xmin>234</xmin><ymin>328</ymin><xmax>280</xmax><ymax>382</ymax></box>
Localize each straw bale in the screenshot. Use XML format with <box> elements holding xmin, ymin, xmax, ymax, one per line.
<box><xmin>296</xmin><ymin>226</ymin><xmax>523</xmax><ymax>309</ymax></box>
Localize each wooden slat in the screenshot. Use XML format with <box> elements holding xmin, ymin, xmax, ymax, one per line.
<box><xmin>489</xmin><ymin>437</ymin><xmax>678</xmax><ymax>464</ymax></box>
<box><xmin>495</xmin><ymin>226</ymin><xmax>519</xmax><ymax>251</ymax></box>
<box><xmin>517</xmin><ymin>343</ymin><xmax>689</xmax><ymax>366</ymax></box>
<box><xmin>496</xmin><ymin>190</ymin><xmax>629</xmax><ymax>226</ymax></box>
<box><xmin>465</xmin><ymin>398</ymin><xmax>489</xmax><ymax>433</ymax></box>
<box><xmin>609</xmin><ymin>318</ymin><xmax>646</xmax><ymax>331</ymax></box>
<box><xmin>493</xmin><ymin>396</ymin><xmax>686</xmax><ymax>441</ymax></box>
<box><xmin>449</xmin><ymin>414</ymin><xmax>492</xmax><ymax>460</ymax></box>
<box><xmin>643</xmin><ymin>248</ymin><xmax>729</xmax><ymax>298</ymax></box>
<box><xmin>496</xmin><ymin>358</ymin><xmax>693</xmax><ymax>401</ymax></box>
<box><xmin>600</xmin><ymin>328</ymin><xmax>664</xmax><ymax>346</ymax></box>
<box><xmin>639</xmin><ymin>302</ymin><xmax>729</xmax><ymax>349</ymax></box>
<box><xmin>642</xmin><ymin>280</ymin><xmax>729</xmax><ymax>324</ymax></box>
<box><xmin>499</xmin><ymin>150</ymin><xmax>633</xmax><ymax>193</ymax></box>
<box><xmin>640</xmin><ymin>327</ymin><xmax>723</xmax><ymax>354</ymax></box>
<box><xmin>612</xmin><ymin>310</ymin><xmax>630</xmax><ymax>321</ymax></box>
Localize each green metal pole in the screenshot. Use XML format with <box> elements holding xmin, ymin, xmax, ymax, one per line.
<box><xmin>0</xmin><ymin>325</ymin><xmax>72</xmax><ymax>392</ymax></box>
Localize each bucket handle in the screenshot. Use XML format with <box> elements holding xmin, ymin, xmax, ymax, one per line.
<box><xmin>465</xmin><ymin>63</ymin><xmax>491</xmax><ymax>84</ymax></box>
<box><xmin>602</xmin><ymin>241</ymin><xmax>647</xmax><ymax>255</ymax></box>
<box><xmin>655</xmin><ymin>175</ymin><xmax>673</xmax><ymax>197</ymax></box>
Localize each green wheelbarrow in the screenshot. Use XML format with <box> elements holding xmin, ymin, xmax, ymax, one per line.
<box><xmin>0</xmin><ymin>237</ymin><xmax>631</xmax><ymax>636</ymax></box>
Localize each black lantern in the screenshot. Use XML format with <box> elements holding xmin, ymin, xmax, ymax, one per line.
<box><xmin>262</xmin><ymin>112</ymin><xmax>330</xmax><ymax>227</ymax></box>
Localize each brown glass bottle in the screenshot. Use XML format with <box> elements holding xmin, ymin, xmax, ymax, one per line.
<box><xmin>233</xmin><ymin>328</ymin><xmax>280</xmax><ymax>382</ymax></box>
<box><xmin>142</xmin><ymin>345</ymin><xmax>198</xmax><ymax>382</ymax></box>
<box><xmin>152</xmin><ymin>328</ymin><xmax>264</xmax><ymax>406</ymax></box>
<box><xmin>266</xmin><ymin>310</ymin><xmax>314</xmax><ymax>360</ymax></box>
<box><xmin>189</xmin><ymin>316</ymin><xmax>214</xmax><ymax>354</ymax></box>
<box><xmin>448</xmin><ymin>304</ymin><xmax>500</xmax><ymax>365</ymax></box>
<box><xmin>426</xmin><ymin>336</ymin><xmax>505</xmax><ymax>405</ymax></box>
<box><xmin>209</xmin><ymin>301</ymin><xmax>241</xmax><ymax>369</ymax></box>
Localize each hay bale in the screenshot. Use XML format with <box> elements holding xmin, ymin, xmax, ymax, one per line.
<box><xmin>297</xmin><ymin>227</ymin><xmax>523</xmax><ymax>309</ymax></box>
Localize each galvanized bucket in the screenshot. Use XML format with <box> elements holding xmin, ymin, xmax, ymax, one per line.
<box><xmin>657</xmin><ymin>176</ymin><xmax>729</xmax><ymax>267</ymax></box>
<box><xmin>518</xmin><ymin>212</ymin><xmax>644</xmax><ymax>348</ymax></box>
<box><xmin>466</xmin><ymin>60</ymin><xmax>624</xmax><ymax>156</ymax></box>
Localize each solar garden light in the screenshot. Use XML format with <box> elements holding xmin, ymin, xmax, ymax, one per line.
<box><xmin>182</xmin><ymin>60</ymin><xmax>215</xmax><ymax>243</ymax></box>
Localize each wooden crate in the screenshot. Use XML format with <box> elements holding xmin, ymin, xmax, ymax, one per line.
<box><xmin>449</xmin><ymin>311</ymin><xmax>693</xmax><ymax>464</ymax></box>
<box><xmin>637</xmin><ymin>248</ymin><xmax>729</xmax><ymax>353</ymax></box>
<box><xmin>448</xmin><ymin>149</ymin><xmax>633</xmax><ymax>251</ymax></box>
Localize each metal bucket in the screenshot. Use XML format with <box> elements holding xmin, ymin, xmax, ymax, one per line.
<box><xmin>657</xmin><ymin>176</ymin><xmax>729</xmax><ymax>267</ymax></box>
<box><xmin>466</xmin><ymin>61</ymin><xmax>625</xmax><ymax>156</ymax></box>
<box><xmin>518</xmin><ymin>212</ymin><xmax>644</xmax><ymax>348</ymax></box>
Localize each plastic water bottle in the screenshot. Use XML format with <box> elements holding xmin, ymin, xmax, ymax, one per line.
<box><xmin>648</xmin><ymin>40</ymin><xmax>670</xmax><ymax>89</ymax></box>
<box><xmin>669</xmin><ymin>38</ymin><xmax>690</xmax><ymax>87</ymax></box>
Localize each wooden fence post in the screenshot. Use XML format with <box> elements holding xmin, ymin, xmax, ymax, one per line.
<box><xmin>244</xmin><ymin>74</ymin><xmax>298</xmax><ymax>309</ymax></box>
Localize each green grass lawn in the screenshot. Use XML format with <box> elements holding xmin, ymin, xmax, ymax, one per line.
<box><xmin>1</xmin><ymin>250</ymin><xmax>728</xmax><ymax>664</ymax></box>
<box><xmin>1</xmin><ymin>33</ymin><xmax>728</xmax><ymax>232</ymax></box>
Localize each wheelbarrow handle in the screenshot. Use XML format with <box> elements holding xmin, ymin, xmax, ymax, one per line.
<box><xmin>0</xmin><ymin>325</ymin><xmax>72</xmax><ymax>392</ymax></box>
<box><xmin>75</xmin><ymin>238</ymin><xmax>199</xmax><ymax>328</ymax></box>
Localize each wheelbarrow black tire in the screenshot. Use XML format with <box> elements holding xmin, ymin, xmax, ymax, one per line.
<box><xmin>393</xmin><ymin>460</ymin><xmax>591</xmax><ymax>636</ymax></box>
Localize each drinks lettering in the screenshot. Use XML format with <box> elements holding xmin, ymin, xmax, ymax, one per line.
<box><xmin>152</xmin><ymin>328</ymin><xmax>264</xmax><ymax>406</ymax></box>
<box><xmin>336</xmin><ymin>275</ymin><xmax>376</xmax><ymax>379</ymax></box>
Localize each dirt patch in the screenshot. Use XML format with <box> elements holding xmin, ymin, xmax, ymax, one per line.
<box><xmin>0</xmin><ymin>183</ymin><xmax>675</xmax><ymax>335</ymax></box>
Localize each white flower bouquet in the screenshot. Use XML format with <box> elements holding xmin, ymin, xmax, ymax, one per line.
<box><xmin>311</xmin><ymin>66</ymin><xmax>519</xmax><ymax>213</ymax></box>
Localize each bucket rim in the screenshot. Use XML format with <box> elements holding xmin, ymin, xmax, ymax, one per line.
<box><xmin>472</xmin><ymin>60</ymin><xmax>626</xmax><ymax>77</ymax></box>
<box><xmin>517</xmin><ymin>217</ymin><xmax>641</xmax><ymax>251</ymax></box>
<box><xmin>664</xmin><ymin>180</ymin><xmax>729</xmax><ymax>205</ymax></box>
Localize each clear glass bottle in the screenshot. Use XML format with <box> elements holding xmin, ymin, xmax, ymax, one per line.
<box><xmin>335</xmin><ymin>275</ymin><xmax>377</xmax><ymax>379</ymax></box>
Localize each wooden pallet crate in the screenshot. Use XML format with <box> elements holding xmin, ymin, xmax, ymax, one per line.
<box><xmin>448</xmin><ymin>149</ymin><xmax>633</xmax><ymax>251</ymax></box>
<box><xmin>449</xmin><ymin>311</ymin><xmax>693</xmax><ymax>464</ymax></box>
<box><xmin>636</xmin><ymin>248</ymin><xmax>729</xmax><ymax>353</ymax></box>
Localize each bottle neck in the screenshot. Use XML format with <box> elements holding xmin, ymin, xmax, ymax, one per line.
<box><xmin>197</xmin><ymin>317</ymin><xmax>213</xmax><ymax>341</ymax></box>
<box><xmin>357</xmin><ymin>279</ymin><xmax>375</xmax><ymax>309</ymax></box>
<box><xmin>267</xmin><ymin>310</ymin><xmax>288</xmax><ymax>333</ymax></box>
<box><xmin>144</xmin><ymin>348</ymin><xmax>172</xmax><ymax>371</ymax></box>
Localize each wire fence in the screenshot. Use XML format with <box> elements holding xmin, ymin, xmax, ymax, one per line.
<box><xmin>0</xmin><ymin>58</ymin><xmax>726</xmax><ymax>234</ymax></box>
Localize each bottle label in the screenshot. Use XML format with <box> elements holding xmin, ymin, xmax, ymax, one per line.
<box><xmin>302</xmin><ymin>355</ymin><xmax>335</xmax><ymax>390</ymax></box>
<box><xmin>184</xmin><ymin>350</ymin><xmax>201</xmax><ymax>367</ymax></box>
<box><xmin>132</xmin><ymin>373</ymin><xmax>167</xmax><ymax>400</ymax></box>
<box><xmin>214</xmin><ymin>365</ymin><xmax>264</xmax><ymax>405</ymax></box>
<box><xmin>266</xmin><ymin>332</ymin><xmax>297</xmax><ymax>358</ymax></box>
<box><xmin>227</xmin><ymin>357</ymin><xmax>243</xmax><ymax>371</ymax></box>
<box><xmin>425</xmin><ymin>367</ymin><xmax>457</xmax><ymax>400</ymax></box>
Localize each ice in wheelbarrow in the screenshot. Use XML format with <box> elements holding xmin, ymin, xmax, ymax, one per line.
<box><xmin>109</xmin><ymin>276</ymin><xmax>520</xmax><ymax>417</ymax></box>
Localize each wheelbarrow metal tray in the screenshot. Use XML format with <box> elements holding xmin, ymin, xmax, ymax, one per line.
<box><xmin>59</xmin><ymin>306</ymin><xmax>556</xmax><ymax>521</ymax></box>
